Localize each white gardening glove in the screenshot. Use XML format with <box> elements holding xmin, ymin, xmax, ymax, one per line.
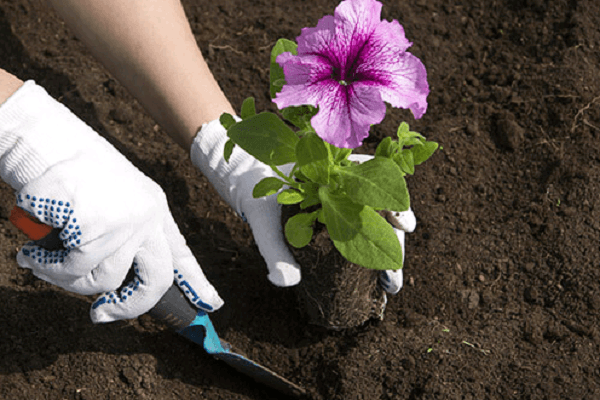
<box><xmin>191</xmin><ymin>117</ymin><xmax>302</xmax><ymax>287</ymax></box>
<box><xmin>190</xmin><ymin>119</ymin><xmax>416</xmax><ymax>293</ymax></box>
<box><xmin>0</xmin><ymin>81</ymin><xmax>223</xmax><ymax>323</ymax></box>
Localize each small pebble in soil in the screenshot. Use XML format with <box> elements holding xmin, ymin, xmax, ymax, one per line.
<box><xmin>109</xmin><ymin>107</ymin><xmax>132</xmax><ymax>124</ymax></box>
<box><xmin>524</xmin><ymin>286</ymin><xmax>539</xmax><ymax>303</ymax></box>
<box><xmin>466</xmin><ymin>121</ymin><xmax>480</xmax><ymax>136</ymax></box>
<box><xmin>523</xmin><ymin>321</ymin><xmax>544</xmax><ymax>345</ymax></box>
<box><xmin>494</xmin><ymin>114</ymin><xmax>524</xmax><ymax>150</ymax></box>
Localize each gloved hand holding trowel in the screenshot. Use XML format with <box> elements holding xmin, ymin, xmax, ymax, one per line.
<box><xmin>0</xmin><ymin>0</ymin><xmax>415</xmax><ymax>324</ymax></box>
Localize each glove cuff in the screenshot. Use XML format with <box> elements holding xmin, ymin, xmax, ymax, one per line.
<box><xmin>0</xmin><ymin>80</ymin><xmax>102</xmax><ymax>191</ymax></box>
<box><xmin>0</xmin><ymin>81</ymin><xmax>53</xmax><ymax>191</ymax></box>
<box><xmin>190</xmin><ymin>116</ymin><xmax>247</xmax><ymax>213</ymax></box>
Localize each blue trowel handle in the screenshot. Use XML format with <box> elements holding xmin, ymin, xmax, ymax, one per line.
<box><xmin>149</xmin><ymin>285</ymin><xmax>228</xmax><ymax>355</ymax></box>
<box><xmin>148</xmin><ymin>284</ymin><xmax>199</xmax><ymax>331</ymax></box>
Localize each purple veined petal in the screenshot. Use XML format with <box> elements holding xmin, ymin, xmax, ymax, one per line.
<box><xmin>311</xmin><ymin>81</ymin><xmax>386</xmax><ymax>148</ymax></box>
<box><xmin>353</xmin><ymin>18</ymin><xmax>429</xmax><ymax>119</ymax></box>
<box><xmin>273</xmin><ymin>53</ymin><xmax>334</xmax><ymax>110</ymax></box>
<box><xmin>372</xmin><ymin>51</ymin><xmax>429</xmax><ymax>119</ymax></box>
<box><xmin>276</xmin><ymin>52</ymin><xmax>312</xmax><ymax>86</ymax></box>
<box><xmin>359</xmin><ymin>18</ymin><xmax>412</xmax><ymax>63</ymax></box>
<box><xmin>334</xmin><ymin>0</ymin><xmax>382</xmax><ymax>41</ymax></box>
<box><xmin>295</xmin><ymin>16</ymin><xmax>346</xmax><ymax>86</ymax></box>
<box><xmin>272</xmin><ymin>81</ymin><xmax>320</xmax><ymax>110</ymax></box>
<box><xmin>297</xmin><ymin>15</ymin><xmax>336</xmax><ymax>56</ymax></box>
<box><xmin>333</xmin><ymin>0</ymin><xmax>383</xmax><ymax>79</ymax></box>
<box><xmin>272</xmin><ymin>0</ymin><xmax>429</xmax><ymax>146</ymax></box>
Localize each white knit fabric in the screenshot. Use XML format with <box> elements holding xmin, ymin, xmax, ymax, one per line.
<box><xmin>0</xmin><ymin>81</ymin><xmax>223</xmax><ymax>323</ymax></box>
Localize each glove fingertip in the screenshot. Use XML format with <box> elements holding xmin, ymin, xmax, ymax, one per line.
<box><xmin>242</xmin><ymin>201</ymin><xmax>302</xmax><ymax>287</ymax></box>
<box><xmin>176</xmin><ymin>278</ymin><xmax>224</xmax><ymax>312</ymax></box>
<box><xmin>267</xmin><ymin>262</ymin><xmax>301</xmax><ymax>287</ymax></box>
<box><xmin>16</xmin><ymin>249</ymin><xmax>30</xmax><ymax>269</ymax></box>
<box><xmin>380</xmin><ymin>269</ymin><xmax>403</xmax><ymax>295</ymax></box>
<box><xmin>89</xmin><ymin>294</ymin><xmax>117</xmax><ymax>324</ymax></box>
<box><xmin>392</xmin><ymin>209</ymin><xmax>417</xmax><ymax>233</ymax></box>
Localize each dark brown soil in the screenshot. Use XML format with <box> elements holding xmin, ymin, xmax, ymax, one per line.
<box><xmin>1</xmin><ymin>0</ymin><xmax>600</xmax><ymax>399</ymax></box>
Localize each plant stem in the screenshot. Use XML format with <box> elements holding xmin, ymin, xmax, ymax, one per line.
<box><xmin>271</xmin><ymin>166</ymin><xmax>299</xmax><ymax>188</ymax></box>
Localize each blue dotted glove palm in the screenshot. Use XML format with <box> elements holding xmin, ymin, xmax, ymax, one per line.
<box><xmin>0</xmin><ymin>81</ymin><xmax>223</xmax><ymax>322</ymax></box>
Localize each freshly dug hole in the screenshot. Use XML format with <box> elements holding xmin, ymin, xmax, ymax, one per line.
<box><xmin>281</xmin><ymin>204</ymin><xmax>386</xmax><ymax>330</ymax></box>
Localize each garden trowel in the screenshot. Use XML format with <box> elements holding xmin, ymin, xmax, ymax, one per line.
<box><xmin>9</xmin><ymin>205</ymin><xmax>306</xmax><ymax>398</ymax></box>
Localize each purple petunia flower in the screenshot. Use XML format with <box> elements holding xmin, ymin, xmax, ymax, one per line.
<box><xmin>273</xmin><ymin>0</ymin><xmax>429</xmax><ymax>148</ymax></box>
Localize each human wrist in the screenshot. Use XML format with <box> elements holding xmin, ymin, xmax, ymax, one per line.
<box><xmin>0</xmin><ymin>69</ymin><xmax>24</xmax><ymax>107</ymax></box>
<box><xmin>173</xmin><ymin>61</ymin><xmax>236</xmax><ymax>153</ymax></box>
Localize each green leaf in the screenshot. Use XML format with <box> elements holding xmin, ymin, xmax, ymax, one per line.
<box><xmin>296</xmin><ymin>133</ymin><xmax>330</xmax><ymax>184</ymax></box>
<box><xmin>375</xmin><ymin>137</ymin><xmax>395</xmax><ymax>158</ymax></box>
<box><xmin>253</xmin><ymin>177</ymin><xmax>285</xmax><ymax>198</ymax></box>
<box><xmin>316</xmin><ymin>208</ymin><xmax>325</xmax><ymax>224</ymax></box>
<box><xmin>240</xmin><ymin>97</ymin><xmax>256</xmax><ymax>119</ymax></box>
<box><xmin>335</xmin><ymin>148</ymin><xmax>352</xmax><ymax>163</ymax></box>
<box><xmin>393</xmin><ymin>149</ymin><xmax>415</xmax><ymax>175</ymax></box>
<box><xmin>226</xmin><ymin>112</ymin><xmax>299</xmax><ymax>166</ymax></box>
<box><xmin>293</xmin><ymin>168</ymin><xmax>309</xmax><ymax>183</ymax></box>
<box><xmin>224</xmin><ymin>139</ymin><xmax>235</xmax><ymax>162</ymax></box>
<box><xmin>397</xmin><ymin>121</ymin><xmax>410</xmax><ymax>138</ymax></box>
<box><xmin>319</xmin><ymin>187</ymin><xmax>403</xmax><ymax>270</ymax></box>
<box><xmin>325</xmin><ymin>142</ymin><xmax>352</xmax><ymax>164</ymax></box>
<box><xmin>403</xmin><ymin>137</ymin><xmax>425</xmax><ymax>147</ymax></box>
<box><xmin>220</xmin><ymin>113</ymin><xmax>237</xmax><ymax>130</ymax></box>
<box><xmin>277</xmin><ymin>189</ymin><xmax>305</xmax><ymax>205</ymax></box>
<box><xmin>402</xmin><ymin>149</ymin><xmax>415</xmax><ymax>174</ymax></box>
<box><xmin>298</xmin><ymin>182</ymin><xmax>321</xmax><ymax>209</ymax></box>
<box><xmin>336</xmin><ymin>158</ymin><xmax>409</xmax><ymax>211</ymax></box>
<box><xmin>270</xmin><ymin>39</ymin><xmax>298</xmax><ymax>99</ymax></box>
<box><xmin>272</xmin><ymin>78</ymin><xmax>286</xmax><ymax>88</ymax></box>
<box><xmin>300</xmin><ymin>194</ymin><xmax>321</xmax><ymax>209</ymax></box>
<box><xmin>396</xmin><ymin>122</ymin><xmax>425</xmax><ymax>147</ymax></box>
<box><xmin>413</xmin><ymin>141</ymin><xmax>439</xmax><ymax>165</ymax></box>
<box><xmin>284</xmin><ymin>211</ymin><xmax>319</xmax><ymax>248</ymax></box>
<box><xmin>281</xmin><ymin>105</ymin><xmax>318</xmax><ymax>131</ymax></box>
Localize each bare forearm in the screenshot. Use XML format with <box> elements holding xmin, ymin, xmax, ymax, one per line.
<box><xmin>46</xmin><ymin>0</ymin><xmax>234</xmax><ymax>152</ymax></box>
<box><xmin>0</xmin><ymin>69</ymin><xmax>24</xmax><ymax>106</ymax></box>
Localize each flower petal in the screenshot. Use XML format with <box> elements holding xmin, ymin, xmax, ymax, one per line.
<box><xmin>355</xmin><ymin>19</ymin><xmax>429</xmax><ymax>119</ymax></box>
<box><xmin>311</xmin><ymin>81</ymin><xmax>386</xmax><ymax>148</ymax></box>
<box><xmin>359</xmin><ymin>18</ymin><xmax>413</xmax><ymax>63</ymax></box>
<box><xmin>334</xmin><ymin>0</ymin><xmax>383</xmax><ymax>78</ymax></box>
<box><xmin>334</xmin><ymin>0</ymin><xmax>382</xmax><ymax>42</ymax></box>
<box><xmin>374</xmin><ymin>51</ymin><xmax>429</xmax><ymax>119</ymax></box>
<box><xmin>273</xmin><ymin>0</ymin><xmax>429</xmax><ymax>147</ymax></box>
<box><xmin>273</xmin><ymin>53</ymin><xmax>332</xmax><ymax>110</ymax></box>
<box><xmin>297</xmin><ymin>15</ymin><xmax>336</xmax><ymax>56</ymax></box>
